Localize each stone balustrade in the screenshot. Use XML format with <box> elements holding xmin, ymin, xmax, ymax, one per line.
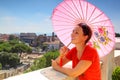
<box><xmin>2</xmin><ymin>49</ymin><xmax>118</xmax><ymax>80</ymax></box>
<box><xmin>0</xmin><ymin>63</ymin><xmax>30</xmax><ymax>80</ymax></box>
<box><xmin>4</xmin><ymin>50</ymin><xmax>113</xmax><ymax>80</ymax></box>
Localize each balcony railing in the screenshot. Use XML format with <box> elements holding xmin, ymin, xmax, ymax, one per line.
<box><xmin>3</xmin><ymin>50</ymin><xmax>120</xmax><ymax>80</ymax></box>
<box><xmin>4</xmin><ymin>62</ymin><xmax>74</xmax><ymax>80</ymax></box>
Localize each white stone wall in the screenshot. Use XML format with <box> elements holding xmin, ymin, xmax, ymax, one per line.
<box><xmin>100</xmin><ymin>50</ymin><xmax>114</xmax><ymax>80</ymax></box>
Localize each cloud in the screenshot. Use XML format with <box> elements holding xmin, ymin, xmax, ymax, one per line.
<box><xmin>19</xmin><ymin>19</ymin><xmax>53</xmax><ymax>33</ymax></box>
<box><xmin>2</xmin><ymin>16</ymin><xmax>17</xmax><ymax>21</ymax></box>
<box><xmin>0</xmin><ymin>14</ymin><xmax>53</xmax><ymax>34</ymax></box>
<box><xmin>0</xmin><ymin>16</ymin><xmax>17</xmax><ymax>27</ymax></box>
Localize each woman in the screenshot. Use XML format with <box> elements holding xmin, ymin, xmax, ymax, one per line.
<box><xmin>52</xmin><ymin>23</ymin><xmax>101</xmax><ymax>80</ymax></box>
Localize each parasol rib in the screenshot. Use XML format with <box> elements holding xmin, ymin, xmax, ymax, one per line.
<box><xmin>91</xmin><ymin>19</ymin><xmax>110</xmax><ymax>24</ymax></box>
<box><xmin>55</xmin><ymin>7</ymin><xmax>76</xmax><ymax>21</ymax></box>
<box><xmin>60</xmin><ymin>1</ymin><xmax>78</xmax><ymax>19</ymax></box>
<box><xmin>62</xmin><ymin>36</ymin><xmax>71</xmax><ymax>44</ymax></box>
<box><xmin>85</xmin><ymin>1</ymin><xmax>88</xmax><ymax>20</ymax></box>
<box><xmin>52</xmin><ymin>14</ymin><xmax>75</xmax><ymax>22</ymax></box>
<box><xmin>90</xmin><ymin>12</ymin><xmax>104</xmax><ymax>23</ymax></box>
<box><xmin>54</xmin><ymin>27</ymin><xmax>73</xmax><ymax>32</ymax></box>
<box><xmin>87</xmin><ymin>7</ymin><xmax>96</xmax><ymax>22</ymax></box>
<box><xmin>65</xmin><ymin>2</ymin><xmax>78</xmax><ymax>18</ymax></box>
<box><xmin>57</xmin><ymin>30</ymin><xmax>72</xmax><ymax>38</ymax></box>
<box><xmin>79</xmin><ymin>0</ymin><xmax>84</xmax><ymax>19</ymax></box>
<box><xmin>71</xmin><ymin>0</ymin><xmax>82</xmax><ymax>19</ymax></box>
<box><xmin>52</xmin><ymin>19</ymin><xmax>74</xmax><ymax>24</ymax></box>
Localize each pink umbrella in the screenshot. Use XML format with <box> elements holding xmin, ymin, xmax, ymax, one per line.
<box><xmin>52</xmin><ymin>0</ymin><xmax>115</xmax><ymax>59</ymax></box>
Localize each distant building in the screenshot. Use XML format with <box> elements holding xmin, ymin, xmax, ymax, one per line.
<box><xmin>44</xmin><ymin>40</ymin><xmax>61</xmax><ymax>51</ymax></box>
<box><xmin>0</xmin><ymin>34</ymin><xmax>9</xmax><ymax>41</ymax></box>
<box><xmin>115</xmin><ymin>37</ymin><xmax>120</xmax><ymax>50</ymax></box>
<box><xmin>20</xmin><ymin>33</ymin><xmax>37</xmax><ymax>46</ymax></box>
<box><xmin>37</xmin><ymin>34</ymin><xmax>47</xmax><ymax>44</ymax></box>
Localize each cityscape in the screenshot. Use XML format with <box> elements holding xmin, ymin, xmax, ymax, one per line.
<box><xmin>0</xmin><ymin>32</ymin><xmax>61</xmax><ymax>50</ymax></box>
<box><xmin>0</xmin><ymin>32</ymin><xmax>64</xmax><ymax>79</ymax></box>
<box><xmin>0</xmin><ymin>32</ymin><xmax>120</xmax><ymax>79</ymax></box>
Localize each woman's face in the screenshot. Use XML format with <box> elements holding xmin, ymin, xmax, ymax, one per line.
<box><xmin>71</xmin><ymin>26</ymin><xmax>87</xmax><ymax>44</ymax></box>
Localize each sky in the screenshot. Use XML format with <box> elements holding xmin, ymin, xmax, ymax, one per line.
<box><xmin>0</xmin><ymin>0</ymin><xmax>120</xmax><ymax>35</ymax></box>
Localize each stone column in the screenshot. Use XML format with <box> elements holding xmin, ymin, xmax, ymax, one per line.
<box><xmin>100</xmin><ymin>49</ymin><xmax>114</xmax><ymax>80</ymax></box>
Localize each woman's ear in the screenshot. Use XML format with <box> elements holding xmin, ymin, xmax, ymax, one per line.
<box><xmin>84</xmin><ymin>35</ymin><xmax>88</xmax><ymax>42</ymax></box>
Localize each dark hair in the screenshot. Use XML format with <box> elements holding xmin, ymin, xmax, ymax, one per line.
<box><xmin>78</xmin><ymin>23</ymin><xmax>92</xmax><ymax>44</ymax></box>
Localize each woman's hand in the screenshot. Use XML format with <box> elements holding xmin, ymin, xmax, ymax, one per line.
<box><xmin>51</xmin><ymin>46</ymin><xmax>69</xmax><ymax>67</ymax></box>
<box><xmin>59</xmin><ymin>46</ymin><xmax>69</xmax><ymax>57</ymax></box>
<box><xmin>51</xmin><ymin>59</ymin><xmax>59</xmax><ymax>70</ymax></box>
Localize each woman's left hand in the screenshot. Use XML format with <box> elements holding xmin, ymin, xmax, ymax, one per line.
<box><xmin>51</xmin><ymin>59</ymin><xmax>59</xmax><ymax>70</ymax></box>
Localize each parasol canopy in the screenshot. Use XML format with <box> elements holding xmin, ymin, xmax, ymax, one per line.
<box><xmin>51</xmin><ymin>0</ymin><xmax>115</xmax><ymax>58</ymax></box>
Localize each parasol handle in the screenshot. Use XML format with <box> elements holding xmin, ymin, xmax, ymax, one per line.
<box><xmin>66</xmin><ymin>42</ymin><xmax>71</xmax><ymax>48</ymax></box>
<box><xmin>60</xmin><ymin>42</ymin><xmax>71</xmax><ymax>67</ymax></box>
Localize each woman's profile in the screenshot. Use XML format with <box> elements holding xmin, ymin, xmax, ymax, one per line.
<box><xmin>52</xmin><ymin>23</ymin><xmax>101</xmax><ymax>80</ymax></box>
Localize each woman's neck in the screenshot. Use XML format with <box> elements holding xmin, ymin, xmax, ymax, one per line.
<box><xmin>75</xmin><ymin>43</ymin><xmax>86</xmax><ymax>54</ymax></box>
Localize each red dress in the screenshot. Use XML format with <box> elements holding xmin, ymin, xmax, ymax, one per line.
<box><xmin>66</xmin><ymin>45</ymin><xmax>101</xmax><ymax>80</ymax></box>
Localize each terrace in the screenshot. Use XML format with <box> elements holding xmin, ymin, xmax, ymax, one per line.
<box><xmin>3</xmin><ymin>38</ymin><xmax>120</xmax><ymax>80</ymax></box>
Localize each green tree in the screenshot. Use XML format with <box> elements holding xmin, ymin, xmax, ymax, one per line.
<box><xmin>0</xmin><ymin>52</ymin><xmax>10</xmax><ymax>67</ymax></box>
<box><xmin>9</xmin><ymin>35</ymin><xmax>19</xmax><ymax>41</ymax></box>
<box><xmin>11</xmin><ymin>43</ymin><xmax>32</xmax><ymax>57</ymax></box>
<box><xmin>0</xmin><ymin>42</ymin><xmax>11</xmax><ymax>52</ymax></box>
<box><xmin>115</xmin><ymin>33</ymin><xmax>120</xmax><ymax>37</ymax></box>
<box><xmin>9</xmin><ymin>53</ymin><xmax>20</xmax><ymax>68</ymax></box>
<box><xmin>0</xmin><ymin>40</ymin><xmax>4</xmax><ymax>44</ymax></box>
<box><xmin>0</xmin><ymin>52</ymin><xmax>20</xmax><ymax>68</ymax></box>
<box><xmin>0</xmin><ymin>63</ymin><xmax>2</xmax><ymax>70</ymax></box>
<box><xmin>9</xmin><ymin>39</ymin><xmax>19</xmax><ymax>45</ymax></box>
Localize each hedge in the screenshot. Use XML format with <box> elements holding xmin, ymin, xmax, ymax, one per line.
<box><xmin>112</xmin><ymin>66</ymin><xmax>120</xmax><ymax>80</ymax></box>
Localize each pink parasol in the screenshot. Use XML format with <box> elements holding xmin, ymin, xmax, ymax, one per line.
<box><xmin>51</xmin><ymin>0</ymin><xmax>115</xmax><ymax>59</ymax></box>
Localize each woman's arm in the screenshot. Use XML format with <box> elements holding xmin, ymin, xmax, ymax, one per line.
<box><xmin>52</xmin><ymin>60</ymin><xmax>92</xmax><ymax>78</ymax></box>
<box><xmin>55</xmin><ymin>55</ymin><xmax>70</xmax><ymax>66</ymax></box>
<box><xmin>54</xmin><ymin>46</ymin><xmax>70</xmax><ymax>66</ymax></box>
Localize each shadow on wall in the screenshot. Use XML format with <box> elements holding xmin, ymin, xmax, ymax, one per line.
<box><xmin>115</xmin><ymin>42</ymin><xmax>120</xmax><ymax>50</ymax></box>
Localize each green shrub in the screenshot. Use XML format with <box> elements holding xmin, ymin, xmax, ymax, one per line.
<box><xmin>112</xmin><ymin>66</ymin><xmax>120</xmax><ymax>80</ymax></box>
<box><xmin>24</xmin><ymin>50</ymin><xmax>59</xmax><ymax>73</ymax></box>
<box><xmin>24</xmin><ymin>68</ymin><xmax>32</xmax><ymax>73</ymax></box>
<box><xmin>34</xmin><ymin>56</ymin><xmax>46</xmax><ymax>69</ymax></box>
<box><xmin>24</xmin><ymin>57</ymin><xmax>46</xmax><ymax>73</ymax></box>
<box><xmin>9</xmin><ymin>53</ymin><xmax>20</xmax><ymax>68</ymax></box>
<box><xmin>0</xmin><ymin>52</ymin><xmax>20</xmax><ymax>68</ymax></box>
<box><xmin>0</xmin><ymin>63</ymin><xmax>2</xmax><ymax>70</ymax></box>
<box><xmin>44</xmin><ymin>50</ymin><xmax>59</xmax><ymax>67</ymax></box>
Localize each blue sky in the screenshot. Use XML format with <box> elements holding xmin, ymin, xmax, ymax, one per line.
<box><xmin>0</xmin><ymin>0</ymin><xmax>120</xmax><ymax>34</ymax></box>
